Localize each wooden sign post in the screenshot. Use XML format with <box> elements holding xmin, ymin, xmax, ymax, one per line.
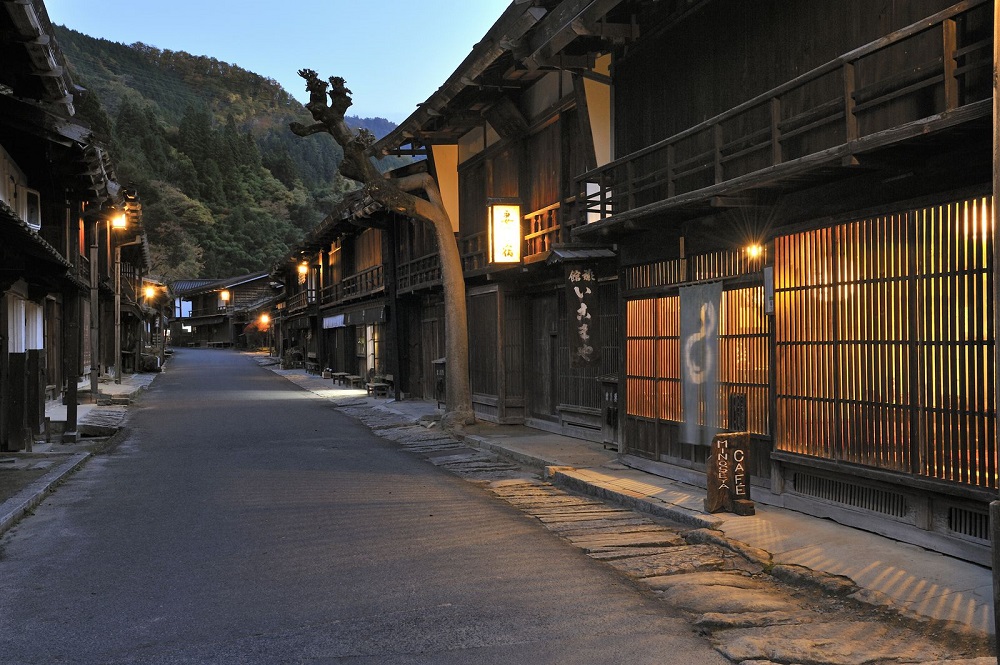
<box><xmin>705</xmin><ymin>432</ymin><xmax>755</xmax><ymax>516</ymax></box>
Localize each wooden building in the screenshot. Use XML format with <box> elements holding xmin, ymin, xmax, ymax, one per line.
<box><xmin>274</xmin><ymin>192</ymin><xmax>395</xmax><ymax>382</ymax></box>
<box><xmin>566</xmin><ymin>0</ymin><xmax>994</xmax><ymax>563</ymax></box>
<box><xmin>370</xmin><ymin>2</ymin><xmax>626</xmax><ymax>436</ymax></box>
<box><xmin>170</xmin><ymin>272</ymin><xmax>277</xmax><ymax>349</ymax></box>
<box><xmin>369</xmin><ymin>0</ymin><xmax>1000</xmax><ymax>563</ymax></box>
<box><xmin>0</xmin><ymin>0</ymin><xmax>149</xmax><ymax>447</ymax></box>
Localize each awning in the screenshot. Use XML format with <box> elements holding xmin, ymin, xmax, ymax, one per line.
<box><xmin>345</xmin><ymin>305</ymin><xmax>385</xmax><ymax>326</ymax></box>
<box><xmin>545</xmin><ymin>246</ymin><xmax>617</xmax><ymax>264</ymax></box>
<box><xmin>322</xmin><ymin>314</ymin><xmax>345</xmax><ymax>329</ymax></box>
<box><xmin>321</xmin><ymin>305</ymin><xmax>386</xmax><ymax>328</ymax></box>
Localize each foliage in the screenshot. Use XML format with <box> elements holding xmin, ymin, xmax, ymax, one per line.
<box><xmin>56</xmin><ymin>25</ymin><xmax>400</xmax><ymax>280</ymax></box>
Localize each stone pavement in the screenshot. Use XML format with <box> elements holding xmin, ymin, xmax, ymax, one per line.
<box><xmin>264</xmin><ymin>360</ymin><xmax>996</xmax><ymax>643</ymax></box>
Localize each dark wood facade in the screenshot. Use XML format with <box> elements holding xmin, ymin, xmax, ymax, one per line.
<box><xmin>1</xmin><ymin>0</ymin><xmax>149</xmax><ymax>448</ymax></box>
<box><xmin>571</xmin><ymin>0</ymin><xmax>996</xmax><ymax>563</ymax></box>
<box><xmin>273</xmin><ymin>196</ymin><xmax>394</xmax><ymax>385</ymax></box>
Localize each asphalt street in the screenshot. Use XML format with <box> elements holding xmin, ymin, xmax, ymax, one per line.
<box><xmin>0</xmin><ymin>349</ymin><xmax>728</xmax><ymax>664</ymax></box>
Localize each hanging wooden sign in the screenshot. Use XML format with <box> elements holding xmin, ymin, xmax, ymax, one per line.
<box><xmin>566</xmin><ymin>265</ymin><xmax>600</xmax><ymax>368</ymax></box>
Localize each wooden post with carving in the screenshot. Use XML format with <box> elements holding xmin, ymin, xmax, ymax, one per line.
<box><xmin>705</xmin><ymin>432</ymin><xmax>755</xmax><ymax>516</ymax></box>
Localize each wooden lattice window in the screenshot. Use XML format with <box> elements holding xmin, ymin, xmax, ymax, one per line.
<box><xmin>775</xmin><ymin>197</ymin><xmax>997</xmax><ymax>489</ymax></box>
<box><xmin>626</xmin><ymin>287</ymin><xmax>769</xmax><ymax>434</ymax></box>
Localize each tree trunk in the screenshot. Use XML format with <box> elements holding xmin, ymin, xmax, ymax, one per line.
<box><xmin>290</xmin><ymin>71</ymin><xmax>475</xmax><ymax>426</ymax></box>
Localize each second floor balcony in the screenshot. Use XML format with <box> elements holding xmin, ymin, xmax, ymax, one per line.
<box><xmin>186</xmin><ymin>305</ymin><xmax>232</xmax><ymax>319</ymax></box>
<box><xmin>576</xmin><ymin>0</ymin><xmax>993</xmax><ymax>231</ymax></box>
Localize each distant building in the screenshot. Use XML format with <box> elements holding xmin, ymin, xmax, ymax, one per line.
<box><xmin>170</xmin><ymin>272</ymin><xmax>280</xmax><ymax>348</ymax></box>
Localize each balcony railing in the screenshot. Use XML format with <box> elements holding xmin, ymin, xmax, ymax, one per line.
<box><xmin>397</xmin><ymin>252</ymin><xmax>442</xmax><ymax>292</ymax></box>
<box><xmin>187</xmin><ymin>305</ymin><xmax>232</xmax><ymax>319</ymax></box>
<box><xmin>342</xmin><ymin>265</ymin><xmax>384</xmax><ymax>301</ymax></box>
<box><xmin>460</xmin><ymin>232</ymin><xmax>488</xmax><ymax>272</ymax></box>
<box><xmin>76</xmin><ymin>254</ymin><xmax>90</xmax><ymax>284</ymax></box>
<box><xmin>320</xmin><ymin>282</ymin><xmax>343</xmax><ymax>305</ymax></box>
<box><xmin>524</xmin><ymin>202</ymin><xmax>574</xmax><ymax>260</ymax></box>
<box><xmin>577</xmin><ymin>0</ymin><xmax>992</xmax><ymax>226</ymax></box>
<box><xmin>286</xmin><ymin>289</ymin><xmax>314</xmax><ymax>313</ymax></box>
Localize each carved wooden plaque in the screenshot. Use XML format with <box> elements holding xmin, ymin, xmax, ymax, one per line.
<box><xmin>704</xmin><ymin>432</ymin><xmax>755</xmax><ymax>515</ymax></box>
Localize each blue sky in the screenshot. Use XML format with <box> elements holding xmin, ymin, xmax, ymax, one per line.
<box><xmin>43</xmin><ymin>0</ymin><xmax>512</xmax><ymax>123</ymax></box>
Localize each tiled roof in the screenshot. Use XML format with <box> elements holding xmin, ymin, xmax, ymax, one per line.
<box><xmin>0</xmin><ymin>198</ymin><xmax>71</xmax><ymax>268</ymax></box>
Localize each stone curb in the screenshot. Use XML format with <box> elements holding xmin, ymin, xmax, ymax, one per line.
<box><xmin>0</xmin><ymin>452</ymin><xmax>90</xmax><ymax>537</ymax></box>
<box><xmin>449</xmin><ymin>429</ymin><xmax>725</xmax><ymax>532</ymax></box>
<box><xmin>461</xmin><ymin>435</ymin><xmax>558</xmax><ymax>470</ymax></box>
<box><xmin>545</xmin><ymin>467</ymin><xmax>723</xmax><ymax>530</ymax></box>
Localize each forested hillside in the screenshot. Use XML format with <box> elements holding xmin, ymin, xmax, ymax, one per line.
<box><xmin>54</xmin><ymin>26</ymin><xmax>402</xmax><ymax>280</ymax></box>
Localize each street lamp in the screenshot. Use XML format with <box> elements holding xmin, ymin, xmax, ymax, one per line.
<box><xmin>260</xmin><ymin>312</ymin><xmax>272</xmax><ymax>356</ymax></box>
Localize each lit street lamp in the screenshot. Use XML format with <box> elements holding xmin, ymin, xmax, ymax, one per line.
<box><xmin>260</xmin><ymin>312</ymin><xmax>272</xmax><ymax>356</ymax></box>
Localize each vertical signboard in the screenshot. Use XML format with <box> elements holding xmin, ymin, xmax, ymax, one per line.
<box><xmin>680</xmin><ymin>282</ymin><xmax>722</xmax><ymax>446</ymax></box>
<box><xmin>705</xmin><ymin>432</ymin><xmax>755</xmax><ymax>515</ymax></box>
<box><xmin>567</xmin><ymin>266</ymin><xmax>600</xmax><ymax>368</ymax></box>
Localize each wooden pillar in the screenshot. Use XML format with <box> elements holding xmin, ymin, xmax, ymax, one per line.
<box><xmin>385</xmin><ymin>216</ymin><xmax>404</xmax><ymax>400</ymax></box>
<box><xmin>62</xmin><ymin>288</ymin><xmax>80</xmax><ymax>442</ymax></box>
<box><xmin>990</xmin><ymin>0</ymin><xmax>1000</xmax><ymax>653</ymax></box>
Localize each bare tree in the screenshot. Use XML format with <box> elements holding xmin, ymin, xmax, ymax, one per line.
<box><xmin>290</xmin><ymin>70</ymin><xmax>474</xmax><ymax>426</ymax></box>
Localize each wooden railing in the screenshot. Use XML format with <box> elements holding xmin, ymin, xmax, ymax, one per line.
<box><xmin>187</xmin><ymin>305</ymin><xmax>231</xmax><ymax>319</ymax></box>
<box><xmin>320</xmin><ymin>282</ymin><xmax>343</xmax><ymax>305</ymax></box>
<box><xmin>577</xmin><ymin>0</ymin><xmax>992</xmax><ymax>225</ymax></box>
<box><xmin>76</xmin><ymin>254</ymin><xmax>90</xmax><ymax>284</ymax></box>
<box><xmin>524</xmin><ymin>202</ymin><xmax>568</xmax><ymax>259</ymax></box>
<box><xmin>460</xmin><ymin>232</ymin><xmax>488</xmax><ymax>272</ymax></box>
<box><xmin>286</xmin><ymin>290</ymin><xmax>313</xmax><ymax>313</ymax></box>
<box><xmin>397</xmin><ymin>252</ymin><xmax>442</xmax><ymax>291</ymax></box>
<box><xmin>342</xmin><ymin>265</ymin><xmax>384</xmax><ymax>300</ymax></box>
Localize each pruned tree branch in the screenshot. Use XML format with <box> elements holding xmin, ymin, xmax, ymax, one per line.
<box><xmin>290</xmin><ymin>71</ymin><xmax>475</xmax><ymax>426</ymax></box>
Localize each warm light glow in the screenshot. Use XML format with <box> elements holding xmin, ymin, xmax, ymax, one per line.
<box><xmin>297</xmin><ymin>262</ymin><xmax>309</xmax><ymax>275</ymax></box>
<box><xmin>144</xmin><ymin>286</ymin><xmax>156</xmax><ymax>299</ymax></box>
<box><xmin>746</xmin><ymin>243</ymin><xmax>764</xmax><ymax>260</ymax></box>
<box><xmin>111</xmin><ymin>212</ymin><xmax>127</xmax><ymax>230</ymax></box>
<box><xmin>489</xmin><ymin>204</ymin><xmax>521</xmax><ymax>264</ymax></box>
<box><xmin>220</xmin><ymin>290</ymin><xmax>230</xmax><ymax>302</ymax></box>
<box><xmin>260</xmin><ymin>313</ymin><xmax>270</xmax><ymax>325</ymax></box>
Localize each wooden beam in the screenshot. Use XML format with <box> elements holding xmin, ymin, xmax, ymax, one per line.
<box><xmin>573</xmin><ymin>20</ymin><xmax>639</xmax><ymax>41</ymax></box>
<box><xmin>483</xmin><ymin>96</ymin><xmax>529</xmax><ymax>140</ymax></box>
<box><xmin>520</xmin><ymin>0</ymin><xmax>627</xmax><ymax>71</ymax></box>
<box><xmin>372</xmin><ymin>5</ymin><xmax>546</xmax><ymax>155</ymax></box>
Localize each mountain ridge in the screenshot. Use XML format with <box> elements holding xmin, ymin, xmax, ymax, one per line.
<box><xmin>52</xmin><ymin>25</ymin><xmax>401</xmax><ymax>280</ymax></box>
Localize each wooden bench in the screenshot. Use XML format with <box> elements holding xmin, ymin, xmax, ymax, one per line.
<box><xmin>346</xmin><ymin>375</ymin><xmax>364</xmax><ymax>389</ymax></box>
<box><xmin>366</xmin><ymin>374</ymin><xmax>393</xmax><ymax>398</ymax></box>
<box><xmin>330</xmin><ymin>372</ymin><xmax>349</xmax><ymax>385</ymax></box>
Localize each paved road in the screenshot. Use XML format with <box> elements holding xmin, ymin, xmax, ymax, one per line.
<box><xmin>0</xmin><ymin>349</ymin><xmax>727</xmax><ymax>664</ymax></box>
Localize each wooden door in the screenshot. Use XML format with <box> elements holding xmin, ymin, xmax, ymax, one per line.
<box><xmin>529</xmin><ymin>295</ymin><xmax>558</xmax><ymax>420</ymax></box>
